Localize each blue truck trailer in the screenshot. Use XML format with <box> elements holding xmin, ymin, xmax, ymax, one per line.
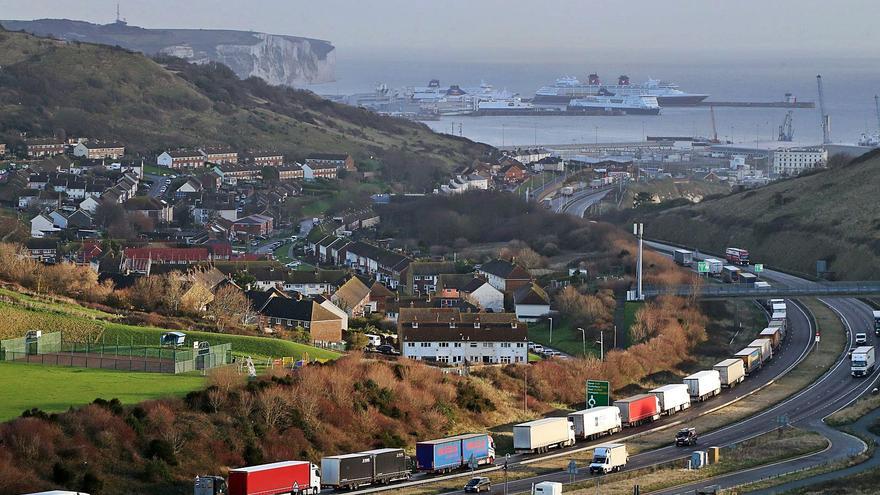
<box><xmin>415</xmin><ymin>433</ymin><xmax>495</xmax><ymax>473</ymax></box>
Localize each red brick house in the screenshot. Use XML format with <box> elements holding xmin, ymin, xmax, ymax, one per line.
<box><xmin>232</xmin><ymin>214</ymin><xmax>274</xmax><ymax>236</ymax></box>
<box><xmin>499</xmin><ymin>161</ymin><xmax>529</xmax><ymax>184</ymax></box>
<box><xmin>305</xmin><ymin>153</ymin><xmax>356</xmax><ymax>172</ymax></box>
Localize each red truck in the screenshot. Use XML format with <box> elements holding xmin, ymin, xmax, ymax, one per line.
<box><xmin>725</xmin><ymin>247</ymin><xmax>750</xmax><ymax>266</ymax></box>
<box><xmin>195</xmin><ymin>461</ymin><xmax>321</xmax><ymax>495</ymax></box>
<box><xmin>613</xmin><ymin>394</ymin><xmax>660</xmax><ymax>427</ymax></box>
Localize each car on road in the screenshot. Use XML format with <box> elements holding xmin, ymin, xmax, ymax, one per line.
<box><xmin>286</xmin><ymin>261</ymin><xmax>301</xmax><ymax>268</ymax></box>
<box><xmin>856</xmin><ymin>333</ymin><xmax>868</xmax><ymax>344</ymax></box>
<box><xmin>675</xmin><ymin>427</ymin><xmax>698</xmax><ymax>446</ymax></box>
<box><xmin>376</xmin><ymin>344</ymin><xmax>399</xmax><ymax>356</ymax></box>
<box><xmin>531</xmin><ymin>344</ymin><xmax>545</xmax><ymax>354</ymax></box>
<box><xmin>464</xmin><ymin>477</ymin><xmax>491</xmax><ymax>493</ymax></box>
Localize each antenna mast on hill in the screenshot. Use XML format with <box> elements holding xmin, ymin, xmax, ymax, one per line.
<box><xmin>115</xmin><ymin>3</ymin><xmax>127</xmax><ymax>25</ymax></box>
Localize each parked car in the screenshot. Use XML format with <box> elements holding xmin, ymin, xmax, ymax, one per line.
<box><xmin>531</xmin><ymin>344</ymin><xmax>545</xmax><ymax>354</ymax></box>
<box><xmin>376</xmin><ymin>344</ymin><xmax>399</xmax><ymax>356</ymax></box>
<box><xmin>464</xmin><ymin>476</ymin><xmax>491</xmax><ymax>493</ymax></box>
<box><xmin>675</xmin><ymin>427</ymin><xmax>698</xmax><ymax>447</ymax></box>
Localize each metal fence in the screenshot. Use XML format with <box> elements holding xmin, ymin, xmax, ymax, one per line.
<box><xmin>173</xmin><ymin>343</ymin><xmax>232</xmax><ymax>374</ymax></box>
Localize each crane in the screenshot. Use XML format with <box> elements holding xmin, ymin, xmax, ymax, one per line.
<box><xmin>778</xmin><ymin>111</ymin><xmax>793</xmax><ymax>141</ymax></box>
<box><xmin>709</xmin><ymin>105</ymin><xmax>719</xmax><ymax>143</ymax></box>
<box><xmin>816</xmin><ymin>75</ymin><xmax>831</xmax><ymax>144</ymax></box>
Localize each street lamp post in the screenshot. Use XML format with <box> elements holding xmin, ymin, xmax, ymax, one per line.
<box><xmin>548</xmin><ymin>317</ymin><xmax>553</xmax><ymax>344</ymax></box>
<box><xmin>597</xmin><ymin>331</ymin><xmax>604</xmax><ymax>361</ymax></box>
<box><xmin>577</xmin><ymin>327</ymin><xmax>586</xmax><ymax>357</ymax></box>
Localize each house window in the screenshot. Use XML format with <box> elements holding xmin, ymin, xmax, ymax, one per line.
<box><xmin>470</xmin><ymin>343</ymin><xmax>478</xmax><ymax>348</ymax></box>
<box><xmin>500</xmin><ymin>356</ymin><xmax>511</xmax><ymax>364</ymax></box>
<box><xmin>454</xmin><ymin>342</ymin><xmax>462</xmax><ymax>348</ymax></box>
<box><xmin>421</xmin><ymin>342</ymin><xmax>431</xmax><ymax>347</ymax></box>
<box><xmin>516</xmin><ymin>342</ymin><xmax>524</xmax><ymax>348</ymax></box>
<box><xmin>407</xmin><ymin>342</ymin><xmax>415</xmax><ymax>347</ymax></box>
<box><xmin>483</xmin><ymin>342</ymin><xmax>493</xmax><ymax>348</ymax></box>
<box><xmin>501</xmin><ymin>343</ymin><xmax>511</xmax><ymax>348</ymax></box>
<box><xmin>437</xmin><ymin>356</ymin><xmax>449</xmax><ymax>364</ymax></box>
<box><xmin>439</xmin><ymin>342</ymin><xmax>449</xmax><ymax>348</ymax></box>
<box><xmin>474</xmin><ymin>322</ymin><xmax>481</xmax><ymax>328</ymax></box>
<box><xmin>412</xmin><ymin>322</ymin><xmax>418</xmax><ymax>329</ymax></box>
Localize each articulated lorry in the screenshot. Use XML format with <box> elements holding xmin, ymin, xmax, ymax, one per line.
<box><xmin>649</xmin><ymin>384</ymin><xmax>691</xmax><ymax>415</ymax></box>
<box><xmin>589</xmin><ymin>443</ymin><xmax>628</xmax><ymax>474</ymax></box>
<box><xmin>614</xmin><ymin>394</ymin><xmax>660</xmax><ymax>427</ymax></box>
<box><xmin>321</xmin><ymin>448</ymin><xmax>410</xmax><ymax>489</ymax></box>
<box><xmin>683</xmin><ymin>370</ymin><xmax>722</xmax><ymax>402</ymax></box>
<box><xmin>759</xmin><ymin>327</ymin><xmax>783</xmax><ymax>350</ymax></box>
<box><xmin>747</xmin><ymin>338</ymin><xmax>773</xmax><ymax>362</ymax></box>
<box><xmin>673</xmin><ymin>249</ymin><xmax>694</xmax><ymax>266</ymax></box>
<box><xmin>874</xmin><ymin>311</ymin><xmax>880</xmax><ymax>336</ymax></box>
<box><xmin>513</xmin><ymin>417</ymin><xmax>575</xmax><ymax>454</ymax></box>
<box><xmin>195</xmin><ymin>461</ymin><xmax>321</xmax><ymax>495</ymax></box>
<box><xmin>416</xmin><ymin>434</ymin><xmax>495</xmax><ymax>473</ymax></box>
<box><xmin>851</xmin><ymin>346</ymin><xmax>876</xmax><ymax>377</ymax></box>
<box><xmin>568</xmin><ymin>406</ymin><xmax>622</xmax><ymax>440</ymax></box>
<box><xmin>735</xmin><ymin>347</ymin><xmax>763</xmax><ymax>375</ymax></box>
<box><xmin>714</xmin><ymin>358</ymin><xmax>746</xmax><ymax>387</ymax></box>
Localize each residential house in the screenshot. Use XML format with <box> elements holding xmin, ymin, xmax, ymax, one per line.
<box><xmin>330</xmin><ymin>276</ymin><xmax>371</xmax><ymax>317</ymax></box>
<box><xmin>331</xmin><ymin>208</ymin><xmax>380</xmax><ymax>235</ymax></box>
<box><xmin>283</xmin><ymin>270</ymin><xmax>347</xmax><ymax>296</ymax></box>
<box><xmin>67</xmin><ymin>209</ymin><xmax>94</xmax><ymax>229</ymax></box>
<box><xmin>532</xmin><ymin>156</ymin><xmax>565</xmax><ymax>172</ymax></box>
<box><xmin>66</xmin><ymin>180</ymin><xmax>86</xmax><ymax>200</ymax></box>
<box><xmin>30</xmin><ymin>214</ymin><xmax>58</xmax><ymax>238</ymax></box>
<box><xmin>513</xmin><ymin>283</ymin><xmax>551</xmax><ymax>322</ymax></box>
<box><xmin>27</xmin><ymin>174</ymin><xmax>49</xmax><ymax>190</ymax></box>
<box><xmin>340</xmin><ymin>241</ymin><xmax>412</xmax><ymax>289</ymax></box>
<box><xmin>278</xmin><ymin>164</ymin><xmax>304</xmax><ymax>181</ymax></box>
<box><xmin>232</xmin><ymin>214</ymin><xmax>273</xmax><ymax>236</ymax></box>
<box><xmin>398</xmin><ymin>308</ymin><xmax>528</xmax><ymax>365</ymax></box>
<box><xmin>18</xmin><ymin>190</ymin><xmax>39</xmax><ymax>209</ymax></box>
<box><xmin>25</xmin><ymin>138</ymin><xmax>65</xmax><ymax>158</ymax></box>
<box><xmin>201</xmin><ymin>146</ymin><xmax>238</xmax><ymax>165</ymax></box>
<box><xmin>313</xmin><ymin>295</ymin><xmax>349</xmax><ymax>331</ymax></box>
<box><xmin>79</xmin><ymin>197</ymin><xmax>101</xmax><ymax>214</ymax></box>
<box><xmin>192</xmin><ymin>195</ymin><xmax>238</xmax><ymax>225</ymax></box>
<box><xmin>157</xmin><ymin>150</ymin><xmax>205</xmax><ymax>169</ymax></box>
<box><xmin>437</xmin><ymin>274</ymin><xmax>504</xmax><ymax>313</ymax></box>
<box><xmin>124</xmin><ymin>197</ymin><xmax>173</xmax><ymax>224</ymax></box>
<box><xmin>477</xmin><ymin>259</ymin><xmax>532</xmax><ymax>292</ymax></box>
<box><xmin>213</xmin><ymin>164</ymin><xmax>262</xmax><ymax>185</ymax></box>
<box><xmin>25</xmin><ymin>238</ymin><xmax>58</xmax><ymax>263</ymax></box>
<box><xmin>302</xmin><ymin>161</ymin><xmax>338</xmax><ymax>180</ymax></box>
<box><xmin>259</xmin><ymin>294</ymin><xmax>343</xmax><ymax>344</ymax></box>
<box><xmin>305</xmin><ymin>153</ymin><xmax>356</xmax><ymax>172</ymax></box>
<box><xmin>175</xmin><ymin>178</ymin><xmax>203</xmax><ymax>198</ymax></box>
<box><xmin>368</xmin><ymin>281</ymin><xmax>395</xmax><ymax>314</ymax></box>
<box><xmin>48</xmin><ymin>210</ymin><xmax>68</xmax><ymax>229</ymax></box>
<box><xmin>406</xmin><ymin>261</ymin><xmax>456</xmax><ymax>295</ymax></box>
<box><xmin>498</xmin><ymin>161</ymin><xmax>529</xmax><ymax>184</ymax></box>
<box><xmin>73</xmin><ymin>142</ymin><xmax>125</xmax><ymax>160</ymax></box>
<box><xmin>245</xmin><ymin>151</ymin><xmax>284</xmax><ymax>167</ymax></box>
<box><xmin>122</xmin><ymin>247</ymin><xmax>212</xmax><ymax>267</ymax></box>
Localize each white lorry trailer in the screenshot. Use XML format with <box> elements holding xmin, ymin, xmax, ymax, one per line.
<box><xmin>683</xmin><ymin>370</ymin><xmax>722</xmax><ymax>402</ymax></box>
<box><xmin>713</xmin><ymin>358</ymin><xmax>746</xmax><ymax>387</ymax></box>
<box><xmin>649</xmin><ymin>384</ymin><xmax>691</xmax><ymax>415</ymax></box>
<box><xmin>589</xmin><ymin>443</ymin><xmax>628</xmax><ymax>474</ymax></box>
<box><xmin>513</xmin><ymin>417</ymin><xmax>575</xmax><ymax>454</ymax></box>
<box><xmin>567</xmin><ymin>406</ymin><xmax>622</xmax><ymax>440</ymax></box>
<box><xmin>851</xmin><ymin>346</ymin><xmax>876</xmax><ymax>377</ymax></box>
<box><xmin>673</xmin><ymin>249</ymin><xmax>694</xmax><ymax>266</ymax></box>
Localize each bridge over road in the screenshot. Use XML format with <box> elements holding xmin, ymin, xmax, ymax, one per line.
<box><xmin>638</xmin><ymin>281</ymin><xmax>880</xmax><ymax>299</ymax></box>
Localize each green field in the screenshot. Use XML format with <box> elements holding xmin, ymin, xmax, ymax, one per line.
<box><xmin>0</xmin><ymin>362</ymin><xmax>205</xmax><ymax>421</ymax></box>
<box><xmin>528</xmin><ymin>318</ymin><xmax>599</xmax><ymax>357</ymax></box>
<box><xmin>102</xmin><ymin>323</ymin><xmax>342</xmax><ymax>362</ymax></box>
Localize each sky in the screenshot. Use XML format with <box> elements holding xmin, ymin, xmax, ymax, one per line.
<box><xmin>1</xmin><ymin>0</ymin><xmax>878</xmax><ymax>63</ymax></box>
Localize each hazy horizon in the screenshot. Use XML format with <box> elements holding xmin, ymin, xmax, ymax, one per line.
<box><xmin>1</xmin><ymin>0</ymin><xmax>878</xmax><ymax>64</ymax></box>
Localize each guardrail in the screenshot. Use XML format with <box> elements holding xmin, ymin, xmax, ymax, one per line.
<box><xmin>641</xmin><ymin>282</ymin><xmax>880</xmax><ymax>299</ymax></box>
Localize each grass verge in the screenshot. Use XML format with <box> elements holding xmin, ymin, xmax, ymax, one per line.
<box><xmin>528</xmin><ymin>317</ymin><xmax>598</xmax><ymax>357</ymax></box>
<box><xmin>0</xmin><ymin>361</ymin><xmax>205</xmax><ymax>421</ymax></box>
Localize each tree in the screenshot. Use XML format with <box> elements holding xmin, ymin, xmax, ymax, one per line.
<box><xmin>208</xmin><ymin>285</ymin><xmax>251</xmax><ymax>332</ymax></box>
<box><xmin>633</xmin><ymin>191</ymin><xmax>654</xmax><ymax>209</ymax></box>
<box><xmin>261</xmin><ymin>166</ymin><xmax>279</xmax><ymax>183</ymax></box>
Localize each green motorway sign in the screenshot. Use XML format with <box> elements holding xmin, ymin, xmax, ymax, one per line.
<box><xmin>754</xmin><ymin>264</ymin><xmax>764</xmax><ymax>273</ymax></box>
<box><xmin>697</xmin><ymin>261</ymin><xmax>709</xmax><ymax>273</ymax></box>
<box><xmin>586</xmin><ymin>380</ymin><xmax>611</xmax><ymax>408</ymax></box>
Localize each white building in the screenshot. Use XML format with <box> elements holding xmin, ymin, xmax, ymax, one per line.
<box><xmin>30</xmin><ymin>214</ymin><xmax>58</xmax><ymax>238</ymax></box>
<box><xmin>772</xmin><ymin>147</ymin><xmax>827</xmax><ymax>176</ymax></box>
<box><xmin>398</xmin><ymin>309</ymin><xmax>528</xmax><ymax>365</ymax></box>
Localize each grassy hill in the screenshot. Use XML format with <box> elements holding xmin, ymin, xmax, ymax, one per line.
<box><xmin>620</xmin><ymin>178</ymin><xmax>729</xmax><ymax>210</ymax></box>
<box><xmin>0</xmin><ymin>28</ymin><xmax>491</xmax><ymax>191</ymax></box>
<box><xmin>627</xmin><ymin>150</ymin><xmax>880</xmax><ymax>279</ymax></box>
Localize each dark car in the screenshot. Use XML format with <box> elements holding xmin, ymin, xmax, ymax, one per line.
<box><xmin>376</xmin><ymin>344</ymin><xmax>399</xmax><ymax>355</ymax></box>
<box><xmin>464</xmin><ymin>476</ymin><xmax>491</xmax><ymax>493</ymax></box>
<box><xmin>675</xmin><ymin>427</ymin><xmax>698</xmax><ymax>446</ymax></box>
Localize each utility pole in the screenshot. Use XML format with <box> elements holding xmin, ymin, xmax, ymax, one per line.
<box><xmin>578</xmin><ymin>327</ymin><xmax>586</xmax><ymax>357</ymax></box>
<box><xmin>633</xmin><ymin>223</ymin><xmax>644</xmax><ymax>300</ymax></box>
<box><xmin>597</xmin><ymin>331</ymin><xmax>604</xmax><ymax>361</ymax></box>
<box><xmin>549</xmin><ymin>317</ymin><xmax>553</xmax><ymax>344</ymax></box>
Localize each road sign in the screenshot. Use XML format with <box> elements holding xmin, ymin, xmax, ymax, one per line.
<box><xmin>697</xmin><ymin>261</ymin><xmax>709</xmax><ymax>273</ymax></box>
<box><xmin>586</xmin><ymin>380</ymin><xmax>611</xmax><ymax>408</ymax></box>
<box><xmin>754</xmin><ymin>264</ymin><xmax>764</xmax><ymax>273</ymax></box>
<box><xmin>815</xmin><ymin>333</ymin><xmax>821</xmax><ymax>343</ymax></box>
<box><xmin>468</xmin><ymin>453</ymin><xmax>478</xmax><ymax>470</ymax></box>
<box><xmin>567</xmin><ymin>460</ymin><xmax>578</xmax><ymax>475</ymax></box>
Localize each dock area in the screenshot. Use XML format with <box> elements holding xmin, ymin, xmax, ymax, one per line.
<box><xmin>697</xmin><ymin>101</ymin><xmax>815</xmax><ymax>108</ymax></box>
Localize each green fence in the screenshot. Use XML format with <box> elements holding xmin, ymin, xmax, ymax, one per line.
<box><xmin>174</xmin><ymin>343</ymin><xmax>232</xmax><ymax>374</ymax></box>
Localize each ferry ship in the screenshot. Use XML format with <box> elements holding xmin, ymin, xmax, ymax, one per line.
<box><xmin>568</xmin><ymin>94</ymin><xmax>661</xmax><ymax>115</ymax></box>
<box><xmin>535</xmin><ymin>74</ymin><xmax>708</xmax><ymax>106</ymax></box>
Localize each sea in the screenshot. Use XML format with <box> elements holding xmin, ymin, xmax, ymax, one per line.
<box><xmin>305</xmin><ymin>57</ymin><xmax>880</xmax><ymax>148</ymax></box>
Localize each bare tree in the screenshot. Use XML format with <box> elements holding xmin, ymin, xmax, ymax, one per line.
<box><xmin>208</xmin><ymin>285</ymin><xmax>252</xmax><ymax>332</ymax></box>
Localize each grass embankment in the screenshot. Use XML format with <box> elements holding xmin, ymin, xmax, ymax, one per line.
<box><xmin>625</xmin><ymin>151</ymin><xmax>880</xmax><ymax>280</ymax></box>
<box><xmin>0</xmin><ymin>362</ymin><xmax>205</xmax><ymax>421</ymax></box>
<box><xmin>528</xmin><ymin>317</ymin><xmax>599</xmax><ymax>357</ymax></box>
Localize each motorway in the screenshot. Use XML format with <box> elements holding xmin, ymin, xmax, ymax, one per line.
<box><xmin>552</xmin><ymin>186</ymin><xmax>613</xmax><ymax>217</ymax></box>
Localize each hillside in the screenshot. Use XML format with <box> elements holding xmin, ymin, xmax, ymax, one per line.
<box><xmin>0</xmin><ymin>28</ymin><xmax>491</xmax><ymax>191</ymax></box>
<box><xmin>620</xmin><ymin>178</ymin><xmax>729</xmax><ymax>210</ymax></box>
<box><xmin>627</xmin><ymin>150</ymin><xmax>880</xmax><ymax>279</ymax></box>
<box><xmin>0</xmin><ymin>18</ymin><xmax>335</xmax><ymax>85</ymax></box>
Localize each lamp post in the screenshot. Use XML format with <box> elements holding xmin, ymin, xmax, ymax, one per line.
<box><xmin>577</xmin><ymin>327</ymin><xmax>586</xmax><ymax>357</ymax></box>
<box><xmin>548</xmin><ymin>317</ymin><xmax>553</xmax><ymax>344</ymax></box>
<box><xmin>596</xmin><ymin>331</ymin><xmax>604</xmax><ymax>361</ymax></box>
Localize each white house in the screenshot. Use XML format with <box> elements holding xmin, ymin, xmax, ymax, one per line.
<box><xmin>79</xmin><ymin>197</ymin><xmax>101</xmax><ymax>214</ymax></box>
<box><xmin>30</xmin><ymin>214</ymin><xmax>58</xmax><ymax>238</ymax></box>
<box><xmin>514</xmin><ymin>283</ymin><xmax>551</xmax><ymax>322</ymax></box>
<box><xmin>465</xmin><ymin>279</ymin><xmax>505</xmax><ymax>313</ymax></box>
<box><xmin>399</xmin><ymin>309</ymin><xmax>528</xmax><ymax>365</ymax></box>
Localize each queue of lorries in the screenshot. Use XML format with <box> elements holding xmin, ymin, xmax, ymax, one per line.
<box><xmin>190</xmin><ymin>297</ymin><xmax>789</xmax><ymax>495</ymax></box>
